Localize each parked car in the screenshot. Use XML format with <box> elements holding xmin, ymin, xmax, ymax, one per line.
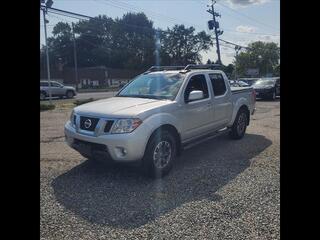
<box><xmin>40</xmin><ymin>81</ymin><xmax>77</xmax><ymax>100</ymax></box>
<box><xmin>64</xmin><ymin>65</ymin><xmax>256</xmax><ymax>178</ymax></box>
<box><xmin>252</xmin><ymin>78</ymin><xmax>280</xmax><ymax>100</ymax></box>
<box><xmin>239</xmin><ymin>78</ymin><xmax>259</xmax><ymax>86</ymax></box>
<box><xmin>229</xmin><ymin>80</ymin><xmax>250</xmax><ymax>87</ymax></box>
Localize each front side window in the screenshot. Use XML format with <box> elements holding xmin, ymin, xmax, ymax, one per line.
<box><xmin>51</xmin><ymin>82</ymin><xmax>62</xmax><ymax>88</ymax></box>
<box><xmin>117</xmin><ymin>73</ymin><xmax>185</xmax><ymax>100</ymax></box>
<box><xmin>184</xmin><ymin>74</ymin><xmax>209</xmax><ymax>102</ymax></box>
<box><xmin>209</xmin><ymin>73</ymin><xmax>226</xmax><ymax>96</ymax></box>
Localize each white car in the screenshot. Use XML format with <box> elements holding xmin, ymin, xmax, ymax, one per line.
<box><xmin>40</xmin><ymin>81</ymin><xmax>77</xmax><ymax>100</ymax></box>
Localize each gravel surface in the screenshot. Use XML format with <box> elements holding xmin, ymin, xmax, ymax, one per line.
<box><xmin>40</xmin><ymin>99</ymin><xmax>280</xmax><ymax>240</ymax></box>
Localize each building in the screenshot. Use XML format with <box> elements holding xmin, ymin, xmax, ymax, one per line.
<box><xmin>40</xmin><ymin>66</ymin><xmax>142</xmax><ymax>89</ymax></box>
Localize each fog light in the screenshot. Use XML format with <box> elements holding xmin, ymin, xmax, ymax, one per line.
<box><xmin>115</xmin><ymin>147</ymin><xmax>127</xmax><ymax>157</ymax></box>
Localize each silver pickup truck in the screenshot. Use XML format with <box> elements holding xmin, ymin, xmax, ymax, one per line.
<box><xmin>65</xmin><ymin>65</ymin><xmax>256</xmax><ymax>178</ymax></box>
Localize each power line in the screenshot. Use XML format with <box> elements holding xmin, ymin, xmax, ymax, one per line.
<box><xmin>216</xmin><ymin>1</ymin><xmax>279</xmax><ymax>32</ymax></box>
<box><xmin>193</xmin><ymin>0</ymin><xmax>279</xmax><ymax>33</ymax></box>
<box><xmin>42</xmin><ymin>4</ymin><xmax>253</xmax><ymax>63</ymax></box>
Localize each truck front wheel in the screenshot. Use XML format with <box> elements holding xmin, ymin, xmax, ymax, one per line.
<box><xmin>229</xmin><ymin>108</ymin><xmax>248</xmax><ymax>140</ymax></box>
<box><xmin>142</xmin><ymin>129</ymin><xmax>176</xmax><ymax>178</ymax></box>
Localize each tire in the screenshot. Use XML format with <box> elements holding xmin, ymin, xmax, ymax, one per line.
<box><xmin>142</xmin><ymin>129</ymin><xmax>176</xmax><ymax>178</ymax></box>
<box><xmin>270</xmin><ymin>90</ymin><xmax>276</xmax><ymax>101</ymax></box>
<box><xmin>40</xmin><ymin>91</ymin><xmax>46</xmax><ymax>101</ymax></box>
<box><xmin>66</xmin><ymin>90</ymin><xmax>74</xmax><ymax>99</ymax></box>
<box><xmin>229</xmin><ymin>108</ymin><xmax>248</xmax><ymax>140</ymax></box>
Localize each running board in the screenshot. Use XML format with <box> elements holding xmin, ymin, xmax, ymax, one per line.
<box><xmin>182</xmin><ymin>127</ymin><xmax>230</xmax><ymax>150</ymax></box>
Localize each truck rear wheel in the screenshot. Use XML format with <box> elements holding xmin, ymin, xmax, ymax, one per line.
<box><xmin>229</xmin><ymin>108</ymin><xmax>248</xmax><ymax>140</ymax></box>
<box><xmin>142</xmin><ymin>129</ymin><xmax>176</xmax><ymax>178</ymax></box>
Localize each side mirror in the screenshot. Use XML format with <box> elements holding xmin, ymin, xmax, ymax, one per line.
<box><xmin>188</xmin><ymin>90</ymin><xmax>204</xmax><ymax>102</ymax></box>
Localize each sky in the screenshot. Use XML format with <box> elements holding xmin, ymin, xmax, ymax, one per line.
<box><xmin>40</xmin><ymin>0</ymin><xmax>280</xmax><ymax>65</ymax></box>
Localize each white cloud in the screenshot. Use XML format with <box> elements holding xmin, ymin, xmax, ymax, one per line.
<box><xmin>226</xmin><ymin>0</ymin><xmax>270</xmax><ymax>6</ymax></box>
<box><xmin>236</xmin><ymin>25</ymin><xmax>256</xmax><ymax>33</ymax></box>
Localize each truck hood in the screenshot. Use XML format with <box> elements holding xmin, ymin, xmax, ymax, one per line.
<box><xmin>74</xmin><ymin>97</ymin><xmax>172</xmax><ymax>118</ymax></box>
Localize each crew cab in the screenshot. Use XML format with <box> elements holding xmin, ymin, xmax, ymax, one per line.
<box><xmin>64</xmin><ymin>65</ymin><xmax>256</xmax><ymax>178</ymax></box>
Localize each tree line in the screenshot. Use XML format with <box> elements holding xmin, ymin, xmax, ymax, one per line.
<box><xmin>40</xmin><ymin>12</ymin><xmax>279</xmax><ymax>78</ymax></box>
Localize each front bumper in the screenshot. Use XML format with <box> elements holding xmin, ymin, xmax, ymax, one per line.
<box><xmin>254</xmin><ymin>88</ymin><xmax>274</xmax><ymax>98</ymax></box>
<box><xmin>64</xmin><ymin>121</ymin><xmax>150</xmax><ymax>162</ymax></box>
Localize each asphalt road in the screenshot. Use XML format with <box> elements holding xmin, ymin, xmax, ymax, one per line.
<box><xmin>40</xmin><ymin>99</ymin><xmax>280</xmax><ymax>240</ymax></box>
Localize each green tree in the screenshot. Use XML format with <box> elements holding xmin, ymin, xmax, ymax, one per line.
<box><xmin>222</xmin><ymin>64</ymin><xmax>235</xmax><ymax>79</ymax></box>
<box><xmin>274</xmin><ymin>64</ymin><xmax>280</xmax><ymax>76</ymax></box>
<box><xmin>113</xmin><ymin>12</ymin><xmax>155</xmax><ymax>70</ymax></box>
<box><xmin>234</xmin><ymin>41</ymin><xmax>280</xmax><ymax>77</ymax></box>
<box><xmin>159</xmin><ymin>25</ymin><xmax>213</xmax><ymax>65</ymax></box>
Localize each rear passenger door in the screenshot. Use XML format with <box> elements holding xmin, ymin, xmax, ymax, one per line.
<box><xmin>209</xmin><ymin>73</ymin><xmax>233</xmax><ymax>128</ymax></box>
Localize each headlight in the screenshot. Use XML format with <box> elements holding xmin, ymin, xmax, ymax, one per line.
<box><xmin>111</xmin><ymin>118</ymin><xmax>142</xmax><ymax>134</ymax></box>
<box><xmin>70</xmin><ymin>110</ymin><xmax>75</xmax><ymax>127</ymax></box>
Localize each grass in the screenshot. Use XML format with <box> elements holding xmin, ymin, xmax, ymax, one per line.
<box><xmin>74</xmin><ymin>98</ymin><xmax>95</xmax><ymax>106</ymax></box>
<box><xmin>40</xmin><ymin>103</ymin><xmax>55</xmax><ymax>111</ymax></box>
<box><xmin>77</xmin><ymin>88</ymin><xmax>119</xmax><ymax>93</ymax></box>
<box><xmin>40</xmin><ymin>98</ymin><xmax>96</xmax><ymax>111</ymax></box>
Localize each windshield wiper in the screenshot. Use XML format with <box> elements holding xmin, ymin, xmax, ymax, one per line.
<box><xmin>117</xmin><ymin>94</ymin><xmax>170</xmax><ymax>100</ymax></box>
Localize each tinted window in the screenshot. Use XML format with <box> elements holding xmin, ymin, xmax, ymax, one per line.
<box><xmin>184</xmin><ymin>74</ymin><xmax>209</xmax><ymax>102</ymax></box>
<box><xmin>209</xmin><ymin>73</ymin><xmax>226</xmax><ymax>96</ymax></box>
<box><xmin>51</xmin><ymin>82</ymin><xmax>62</xmax><ymax>87</ymax></box>
<box><xmin>40</xmin><ymin>82</ymin><xmax>48</xmax><ymax>87</ymax></box>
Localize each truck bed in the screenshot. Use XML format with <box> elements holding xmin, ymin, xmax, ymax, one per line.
<box><xmin>230</xmin><ymin>86</ymin><xmax>253</xmax><ymax>94</ymax></box>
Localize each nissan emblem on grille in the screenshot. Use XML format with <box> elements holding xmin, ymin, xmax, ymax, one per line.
<box><xmin>84</xmin><ymin>119</ymin><xmax>92</xmax><ymax>129</ymax></box>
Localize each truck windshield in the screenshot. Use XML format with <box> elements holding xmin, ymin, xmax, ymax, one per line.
<box><xmin>117</xmin><ymin>73</ymin><xmax>185</xmax><ymax>100</ymax></box>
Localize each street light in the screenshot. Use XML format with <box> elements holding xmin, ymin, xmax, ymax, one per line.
<box><xmin>41</xmin><ymin>0</ymin><xmax>54</xmax><ymax>104</ymax></box>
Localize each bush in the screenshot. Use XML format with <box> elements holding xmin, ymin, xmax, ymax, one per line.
<box><xmin>74</xmin><ymin>98</ymin><xmax>95</xmax><ymax>106</ymax></box>
<box><xmin>40</xmin><ymin>103</ymin><xmax>55</xmax><ymax>111</ymax></box>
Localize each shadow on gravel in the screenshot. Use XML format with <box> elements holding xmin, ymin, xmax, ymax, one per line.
<box><xmin>52</xmin><ymin>133</ymin><xmax>271</xmax><ymax>229</ymax></box>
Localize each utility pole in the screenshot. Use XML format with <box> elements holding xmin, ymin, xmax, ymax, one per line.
<box><xmin>72</xmin><ymin>23</ymin><xmax>79</xmax><ymax>91</ymax></box>
<box><xmin>207</xmin><ymin>0</ymin><xmax>223</xmax><ymax>65</ymax></box>
<box><xmin>41</xmin><ymin>1</ymin><xmax>54</xmax><ymax>104</ymax></box>
<box><xmin>234</xmin><ymin>45</ymin><xmax>241</xmax><ymax>80</ymax></box>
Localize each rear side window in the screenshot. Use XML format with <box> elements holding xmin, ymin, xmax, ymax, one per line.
<box><xmin>40</xmin><ymin>82</ymin><xmax>48</xmax><ymax>87</ymax></box>
<box><xmin>209</xmin><ymin>73</ymin><xmax>226</xmax><ymax>96</ymax></box>
<box><xmin>184</xmin><ymin>74</ymin><xmax>209</xmax><ymax>102</ymax></box>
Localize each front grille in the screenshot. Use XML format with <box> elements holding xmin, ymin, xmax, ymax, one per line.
<box><xmin>73</xmin><ymin>115</ymin><xmax>76</xmax><ymax>125</ymax></box>
<box><xmin>104</xmin><ymin>120</ymin><xmax>114</xmax><ymax>132</ymax></box>
<box><xmin>80</xmin><ymin>116</ymin><xmax>99</xmax><ymax>131</ymax></box>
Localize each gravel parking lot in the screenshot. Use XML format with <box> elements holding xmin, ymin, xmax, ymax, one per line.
<box><xmin>40</xmin><ymin>99</ymin><xmax>280</xmax><ymax>240</ymax></box>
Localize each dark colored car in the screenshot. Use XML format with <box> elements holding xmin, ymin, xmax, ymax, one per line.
<box><xmin>239</xmin><ymin>78</ymin><xmax>259</xmax><ymax>86</ymax></box>
<box><xmin>252</xmin><ymin>78</ymin><xmax>280</xmax><ymax>100</ymax></box>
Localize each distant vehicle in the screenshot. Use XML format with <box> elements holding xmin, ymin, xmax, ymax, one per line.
<box><xmin>65</xmin><ymin>64</ymin><xmax>256</xmax><ymax>178</ymax></box>
<box><xmin>40</xmin><ymin>81</ymin><xmax>77</xmax><ymax>100</ymax></box>
<box><xmin>252</xmin><ymin>78</ymin><xmax>280</xmax><ymax>100</ymax></box>
<box><xmin>239</xmin><ymin>78</ymin><xmax>260</xmax><ymax>86</ymax></box>
<box><xmin>229</xmin><ymin>80</ymin><xmax>250</xmax><ymax>87</ymax></box>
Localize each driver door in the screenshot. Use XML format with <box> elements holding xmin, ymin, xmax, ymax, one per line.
<box><xmin>179</xmin><ymin>74</ymin><xmax>214</xmax><ymax>141</ymax></box>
